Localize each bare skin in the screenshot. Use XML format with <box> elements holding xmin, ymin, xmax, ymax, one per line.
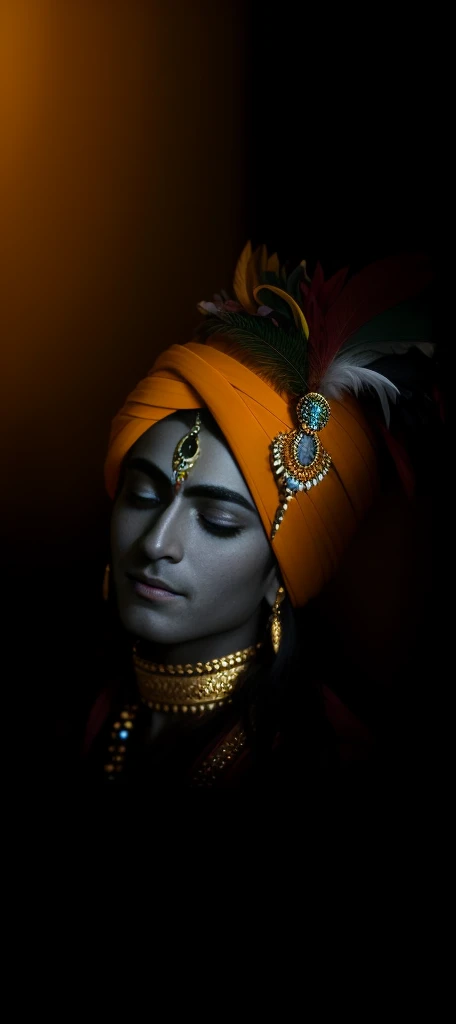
<box><xmin>110</xmin><ymin>410</ymin><xmax>280</xmax><ymax>741</ymax></box>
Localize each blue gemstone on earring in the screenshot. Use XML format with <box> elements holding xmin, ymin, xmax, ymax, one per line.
<box><xmin>287</xmin><ymin>477</ymin><xmax>301</xmax><ymax>491</ymax></box>
<box><xmin>297</xmin><ymin>434</ymin><xmax>316</xmax><ymax>466</ymax></box>
<box><xmin>119</xmin><ymin>730</ymin><xmax>129</xmax><ymax>740</ymax></box>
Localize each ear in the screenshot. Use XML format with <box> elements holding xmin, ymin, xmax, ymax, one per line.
<box><xmin>264</xmin><ymin>563</ymin><xmax>282</xmax><ymax>609</ymax></box>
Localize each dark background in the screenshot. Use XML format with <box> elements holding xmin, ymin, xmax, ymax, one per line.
<box><xmin>247</xmin><ymin>8</ymin><xmax>442</xmax><ymax>265</ymax></box>
<box><xmin>2</xmin><ymin>2</ymin><xmax>447</xmax><ymax>770</ymax></box>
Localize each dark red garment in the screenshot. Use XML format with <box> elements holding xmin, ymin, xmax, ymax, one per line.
<box><xmin>79</xmin><ymin>678</ymin><xmax>375</xmax><ymax>790</ymax></box>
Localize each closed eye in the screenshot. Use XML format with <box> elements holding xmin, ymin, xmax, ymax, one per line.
<box><xmin>196</xmin><ymin>513</ymin><xmax>243</xmax><ymax>537</ymax></box>
<box><xmin>126</xmin><ymin>490</ymin><xmax>161</xmax><ymax>507</ymax></box>
<box><xmin>124</xmin><ymin>478</ymin><xmax>245</xmax><ymax>538</ymax></box>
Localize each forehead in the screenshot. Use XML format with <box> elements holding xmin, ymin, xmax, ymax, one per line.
<box><xmin>127</xmin><ymin>412</ymin><xmax>253</xmax><ymax>499</ymax></box>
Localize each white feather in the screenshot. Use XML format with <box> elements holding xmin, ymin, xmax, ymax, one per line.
<box><xmin>321</xmin><ymin>353</ymin><xmax>399</xmax><ymax>426</ymax></box>
<box><xmin>340</xmin><ymin>338</ymin><xmax>435</xmax><ymax>367</ymax></box>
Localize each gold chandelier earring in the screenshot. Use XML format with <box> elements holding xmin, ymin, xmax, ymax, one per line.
<box><xmin>102</xmin><ymin>564</ymin><xmax>111</xmax><ymax>602</ymax></box>
<box><xmin>270</xmin><ymin>585</ymin><xmax>285</xmax><ymax>654</ymax></box>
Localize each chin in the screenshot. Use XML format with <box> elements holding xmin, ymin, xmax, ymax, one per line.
<box><xmin>117</xmin><ymin>603</ymin><xmax>188</xmax><ymax>645</ymax></box>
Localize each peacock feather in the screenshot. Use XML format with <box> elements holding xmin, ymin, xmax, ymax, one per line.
<box><xmin>197</xmin><ymin>242</ymin><xmax>435</xmax><ymax>423</ymax></box>
<box><xmin>196</xmin><ymin>241</ymin><xmax>436</xmax><ymax>532</ymax></box>
<box><xmin>197</xmin><ymin>311</ymin><xmax>308</xmax><ymax>397</ymax></box>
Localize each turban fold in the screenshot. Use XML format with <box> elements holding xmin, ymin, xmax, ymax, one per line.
<box><xmin>105</xmin><ymin>338</ymin><xmax>379</xmax><ymax>608</ymax></box>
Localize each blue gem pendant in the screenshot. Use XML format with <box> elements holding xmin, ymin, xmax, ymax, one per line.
<box><xmin>171</xmin><ymin>412</ymin><xmax>202</xmax><ymax>489</ymax></box>
<box><xmin>270</xmin><ymin>393</ymin><xmax>331</xmax><ymax>537</ymax></box>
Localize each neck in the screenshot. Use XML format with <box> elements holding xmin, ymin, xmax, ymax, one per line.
<box><xmin>135</xmin><ymin>614</ymin><xmax>263</xmax><ymax>666</ymax></box>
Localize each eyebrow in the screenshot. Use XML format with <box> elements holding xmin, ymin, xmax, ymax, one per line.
<box><xmin>126</xmin><ymin>456</ymin><xmax>256</xmax><ymax>513</ymax></box>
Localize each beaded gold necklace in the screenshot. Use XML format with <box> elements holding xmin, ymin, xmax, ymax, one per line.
<box><xmin>103</xmin><ymin>643</ymin><xmax>261</xmax><ymax>783</ymax></box>
<box><xmin>133</xmin><ymin>642</ymin><xmax>262</xmax><ymax>714</ymax></box>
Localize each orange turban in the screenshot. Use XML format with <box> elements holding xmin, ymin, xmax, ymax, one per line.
<box><xmin>105</xmin><ymin>337</ymin><xmax>379</xmax><ymax>608</ymax></box>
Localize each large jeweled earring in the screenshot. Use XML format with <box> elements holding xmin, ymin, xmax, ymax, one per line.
<box><xmin>102</xmin><ymin>564</ymin><xmax>110</xmax><ymax>602</ymax></box>
<box><xmin>171</xmin><ymin>411</ymin><xmax>202</xmax><ymax>490</ymax></box>
<box><xmin>270</xmin><ymin>393</ymin><xmax>331</xmax><ymax>537</ymax></box>
<box><xmin>270</xmin><ymin>586</ymin><xmax>285</xmax><ymax>655</ymax></box>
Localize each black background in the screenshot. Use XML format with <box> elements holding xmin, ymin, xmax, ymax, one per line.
<box><xmin>6</xmin><ymin>4</ymin><xmax>449</xmax><ymax>794</ymax></box>
<box><xmin>246</xmin><ymin>6</ymin><xmax>443</xmax><ymax>269</ymax></box>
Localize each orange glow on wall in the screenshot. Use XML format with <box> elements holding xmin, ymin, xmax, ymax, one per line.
<box><xmin>1</xmin><ymin>1</ymin><xmax>247</xmax><ymax>561</ymax></box>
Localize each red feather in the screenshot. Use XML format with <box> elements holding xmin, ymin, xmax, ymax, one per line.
<box><xmin>300</xmin><ymin>252</ymin><xmax>433</xmax><ymax>388</ymax></box>
<box><xmin>323</xmin><ymin>251</ymin><xmax>434</xmax><ymax>365</ymax></box>
<box><xmin>377</xmin><ymin>421</ymin><xmax>416</xmax><ymax>499</ymax></box>
<box><xmin>300</xmin><ymin>262</ymin><xmax>349</xmax><ymax>387</ymax></box>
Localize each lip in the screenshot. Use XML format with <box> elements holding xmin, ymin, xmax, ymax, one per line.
<box><xmin>127</xmin><ymin>573</ymin><xmax>183</xmax><ymax>601</ymax></box>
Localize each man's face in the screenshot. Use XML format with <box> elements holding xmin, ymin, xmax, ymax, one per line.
<box><xmin>110</xmin><ymin>411</ymin><xmax>279</xmax><ymax>655</ymax></box>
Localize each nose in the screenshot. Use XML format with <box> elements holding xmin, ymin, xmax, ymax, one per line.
<box><xmin>139</xmin><ymin>498</ymin><xmax>184</xmax><ymax>564</ymax></box>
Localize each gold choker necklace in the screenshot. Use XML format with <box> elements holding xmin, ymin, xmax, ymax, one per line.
<box><xmin>133</xmin><ymin>643</ymin><xmax>262</xmax><ymax>714</ymax></box>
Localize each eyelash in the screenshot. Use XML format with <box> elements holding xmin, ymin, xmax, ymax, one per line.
<box><xmin>127</xmin><ymin>492</ymin><xmax>160</xmax><ymax>508</ymax></box>
<box><xmin>196</xmin><ymin>514</ymin><xmax>242</xmax><ymax>538</ymax></box>
<box><xmin>126</xmin><ymin>493</ymin><xmax>243</xmax><ymax>538</ymax></box>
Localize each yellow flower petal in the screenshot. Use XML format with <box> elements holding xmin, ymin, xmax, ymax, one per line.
<box><xmin>266</xmin><ymin>252</ymin><xmax>281</xmax><ymax>276</ymax></box>
<box><xmin>233</xmin><ymin>241</ymin><xmax>257</xmax><ymax>313</ymax></box>
<box><xmin>253</xmin><ymin>284</ymin><xmax>309</xmax><ymax>339</ymax></box>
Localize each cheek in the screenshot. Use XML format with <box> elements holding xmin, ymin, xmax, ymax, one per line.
<box><xmin>110</xmin><ymin>508</ymin><xmax>140</xmax><ymax>559</ymax></box>
<box><xmin>197</xmin><ymin>533</ymin><xmax>271</xmax><ymax>595</ymax></box>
